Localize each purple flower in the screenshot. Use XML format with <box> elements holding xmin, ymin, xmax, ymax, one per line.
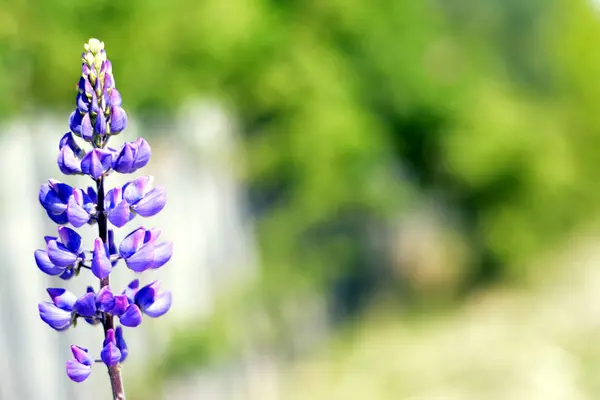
<box><xmin>104</xmin><ymin>176</ymin><xmax>167</xmax><ymax>227</ymax></box>
<box><xmin>112</xmin><ymin>279</ymin><xmax>172</xmax><ymax>326</ymax></box>
<box><xmin>123</xmin><ymin>176</ymin><xmax>167</xmax><ymax>217</ymax></box>
<box><xmin>67</xmin><ymin>188</ymin><xmax>96</xmax><ymax>227</ymax></box>
<box><xmin>38</xmin><ymin>288</ymin><xmax>76</xmax><ymax>330</ymax></box>
<box><xmin>101</xmin><ymin>329</ymin><xmax>122</xmax><ymax>366</ymax></box>
<box><xmin>35</xmin><ymin>238</ymin><xmax>66</xmax><ymax>276</ymax></box>
<box><xmin>69</xmin><ymin>111</ymin><xmax>83</xmax><ymax>136</ymax></box>
<box><xmin>119</xmin><ymin>227</ymin><xmax>173</xmax><ymax>272</ymax></box>
<box><xmin>74</xmin><ymin>292</ymin><xmax>97</xmax><ymax>317</ymax></box>
<box><xmin>81</xmin><ymin>148</ymin><xmax>113</xmax><ymax>180</ymax></box>
<box><xmin>94</xmin><ymin>279</ymin><xmax>171</xmax><ymax>327</ymax></box>
<box><xmin>111</xmin><ymin>294</ymin><xmax>130</xmax><ymax>316</ymax></box>
<box><xmin>109</xmin><ymin>106</ymin><xmax>127</xmax><ymax>134</ymax></box>
<box><xmin>83</xmin><ymin>284</ymin><xmax>142</xmax><ymax>327</ymax></box>
<box><xmin>66</xmin><ymin>345</ymin><xmax>93</xmax><ymax>382</ymax></box>
<box><xmin>92</xmin><ymin>237</ymin><xmax>112</xmax><ymax>279</ymax></box>
<box><xmin>57</xmin><ymin>132</ymin><xmax>85</xmax><ymax>175</ymax></box>
<box><xmin>104</xmin><ymin>187</ymin><xmax>134</xmax><ymax>228</ymax></box>
<box><xmin>115</xmin><ymin>326</ymin><xmax>128</xmax><ymax>362</ymax></box>
<box><xmin>112</xmin><ymin>138</ymin><xmax>151</xmax><ymax>174</ymax></box>
<box><xmin>119</xmin><ymin>303</ymin><xmax>142</xmax><ymax>327</ymax></box>
<box><xmin>129</xmin><ymin>279</ymin><xmax>172</xmax><ymax>318</ymax></box>
<box><xmin>96</xmin><ymin>286</ymin><xmax>115</xmax><ymax>312</ymax></box>
<box><xmin>35</xmin><ymin>227</ymin><xmax>85</xmax><ymax>277</ymax></box>
<box><xmin>39</xmin><ymin>179</ymin><xmax>73</xmax><ymax>225</ymax></box>
<box><xmin>39</xmin><ymin>180</ymin><xmax>96</xmax><ymax>226</ymax></box>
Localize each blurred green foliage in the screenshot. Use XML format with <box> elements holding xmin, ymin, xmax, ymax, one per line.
<box><xmin>6</xmin><ymin>0</ymin><xmax>600</xmax><ymax>390</ymax></box>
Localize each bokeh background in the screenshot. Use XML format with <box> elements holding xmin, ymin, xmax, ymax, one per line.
<box><xmin>3</xmin><ymin>0</ymin><xmax>600</xmax><ymax>398</ymax></box>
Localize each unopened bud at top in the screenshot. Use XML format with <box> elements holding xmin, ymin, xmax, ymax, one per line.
<box><xmin>84</xmin><ymin>39</ymin><xmax>104</xmax><ymax>55</ymax></box>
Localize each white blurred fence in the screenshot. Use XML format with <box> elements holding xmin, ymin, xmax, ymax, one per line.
<box><xmin>0</xmin><ymin>101</ymin><xmax>259</xmax><ymax>399</ymax></box>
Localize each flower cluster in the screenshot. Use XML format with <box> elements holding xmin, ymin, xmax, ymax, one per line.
<box><xmin>36</xmin><ymin>39</ymin><xmax>173</xmax><ymax>389</ymax></box>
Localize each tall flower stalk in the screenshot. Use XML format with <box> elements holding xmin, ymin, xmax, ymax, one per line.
<box><xmin>36</xmin><ymin>39</ymin><xmax>173</xmax><ymax>399</ymax></box>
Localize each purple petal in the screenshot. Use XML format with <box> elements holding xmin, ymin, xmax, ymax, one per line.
<box><xmin>108</xmin><ymin>88</ymin><xmax>122</xmax><ymax>107</ymax></box>
<box><xmin>101</xmin><ymin>342</ymin><xmax>121</xmax><ymax>367</ymax></box>
<box><xmin>99</xmin><ymin>149</ymin><xmax>114</xmax><ymax>169</ymax></box>
<box><xmin>125</xmin><ymin>243</ymin><xmax>155</xmax><ymax>272</ymax></box>
<box><xmin>104</xmin><ymin>187</ymin><xmax>122</xmax><ymax>211</ymax></box>
<box><xmin>59</xmin><ymin>268</ymin><xmax>75</xmax><ymax>280</ymax></box>
<box><xmin>134</xmin><ymin>282</ymin><xmax>158</xmax><ymax>311</ymax></box>
<box><xmin>57</xmin><ymin>226</ymin><xmax>83</xmax><ymax>254</ymax></box>
<box><xmin>74</xmin><ymin>292</ymin><xmax>96</xmax><ymax>317</ymax></box>
<box><xmin>107</xmin><ymin>200</ymin><xmax>132</xmax><ymax>228</ymax></box>
<box><xmin>39</xmin><ymin>184</ymin><xmax>67</xmax><ymax>215</ymax></box>
<box><xmin>66</xmin><ymin>196</ymin><xmax>90</xmax><ymax>228</ymax></box>
<box><xmin>151</xmin><ymin>241</ymin><xmax>173</xmax><ymax>269</ymax></box>
<box><xmin>66</xmin><ymin>360</ymin><xmax>92</xmax><ymax>382</ymax></box>
<box><xmin>92</xmin><ymin>238</ymin><xmax>112</xmax><ymax>279</ymax></box>
<box><xmin>100</xmin><ymin>60</ymin><xmax>111</xmax><ymax>75</ymax></box>
<box><xmin>111</xmin><ymin>295</ymin><xmax>129</xmax><ymax>316</ymax></box>
<box><xmin>108</xmin><ymin>230</ymin><xmax>118</xmax><ymax>267</ymax></box>
<box><xmin>132</xmin><ymin>188</ymin><xmax>167</xmax><ymax>217</ymax></box>
<box><xmin>47</xmin><ymin>211</ymin><xmax>68</xmax><ymax>225</ymax></box>
<box><xmin>119</xmin><ymin>304</ymin><xmax>142</xmax><ymax>327</ymax></box>
<box><xmin>90</xmin><ymin>93</ymin><xmax>100</xmax><ymax>115</ymax></box>
<box><xmin>115</xmin><ymin>326</ymin><xmax>128</xmax><ymax>362</ymax></box>
<box><xmin>57</xmin><ymin>145</ymin><xmax>82</xmax><ymax>175</ymax></box>
<box><xmin>87</xmin><ymin>187</ymin><xmax>98</xmax><ymax>204</ymax></box>
<box><xmin>123</xmin><ymin>176</ymin><xmax>152</xmax><ymax>204</ymax></box>
<box><xmin>76</xmin><ymin>93</ymin><xmax>89</xmax><ymax>113</ymax></box>
<box><xmin>39</xmin><ymin>302</ymin><xmax>72</xmax><ymax>330</ymax></box>
<box><xmin>81</xmin><ymin>149</ymin><xmax>111</xmax><ymax>180</ymax></box>
<box><xmin>119</xmin><ymin>228</ymin><xmax>146</xmax><ymax>258</ymax></box>
<box><xmin>81</xmin><ymin>113</ymin><xmax>93</xmax><ymax>141</ymax></box>
<box><xmin>113</xmin><ymin>143</ymin><xmax>135</xmax><ymax>173</ymax></box>
<box><xmin>96</xmin><ymin>286</ymin><xmax>115</xmax><ymax>312</ymax></box>
<box><xmin>69</xmin><ymin>111</ymin><xmax>83</xmax><ymax>135</ymax></box>
<box><xmin>71</xmin><ymin>345</ymin><xmax>93</xmax><ymax>366</ymax></box>
<box><xmin>35</xmin><ymin>249</ymin><xmax>64</xmax><ymax>275</ymax></box>
<box><xmin>95</xmin><ymin>111</ymin><xmax>107</xmax><ymax>135</ymax></box>
<box><xmin>48</xmin><ymin>179</ymin><xmax>73</xmax><ymax>201</ymax></box>
<box><xmin>47</xmin><ymin>288</ymin><xmax>76</xmax><ymax>311</ymax></box>
<box><xmin>109</xmin><ymin>106</ymin><xmax>127</xmax><ymax>133</ymax></box>
<box><xmin>101</xmin><ymin>329</ymin><xmax>121</xmax><ymax>366</ymax></box>
<box><xmin>104</xmin><ymin>72</ymin><xmax>115</xmax><ymax>90</ymax></box>
<box><xmin>44</xmin><ymin>236</ymin><xmax>56</xmax><ymax>244</ymax></box>
<box><xmin>132</xmin><ymin>138</ymin><xmax>151</xmax><ymax>170</ymax></box>
<box><xmin>72</xmin><ymin>188</ymin><xmax>84</xmax><ymax>206</ymax></box>
<box><xmin>47</xmin><ymin>240</ymin><xmax>77</xmax><ymax>267</ymax></box>
<box><xmin>81</xmin><ymin>192</ymin><xmax>96</xmax><ymax>215</ymax></box>
<box><xmin>78</xmin><ymin>76</ymin><xmax>93</xmax><ymax>96</ymax></box>
<box><xmin>108</xmin><ymin>230</ymin><xmax>117</xmax><ymax>256</ymax></box>
<box><xmin>144</xmin><ymin>228</ymin><xmax>162</xmax><ymax>244</ymax></box>
<box><xmin>103</xmin><ymin>67</ymin><xmax>113</xmax><ymax>86</ymax></box>
<box><xmin>124</xmin><ymin>279</ymin><xmax>140</xmax><ymax>302</ymax></box>
<box><xmin>104</xmin><ymin>328</ymin><xmax>116</xmax><ymax>347</ymax></box>
<box><xmin>144</xmin><ymin>291</ymin><xmax>172</xmax><ymax>318</ymax></box>
<box><xmin>59</xmin><ymin>132</ymin><xmax>79</xmax><ymax>152</ymax></box>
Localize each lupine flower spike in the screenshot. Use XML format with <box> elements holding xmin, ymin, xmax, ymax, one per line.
<box><xmin>36</xmin><ymin>38</ymin><xmax>173</xmax><ymax>399</ymax></box>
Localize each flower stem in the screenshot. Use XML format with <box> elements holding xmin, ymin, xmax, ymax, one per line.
<box><xmin>97</xmin><ymin>177</ymin><xmax>126</xmax><ymax>400</ymax></box>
